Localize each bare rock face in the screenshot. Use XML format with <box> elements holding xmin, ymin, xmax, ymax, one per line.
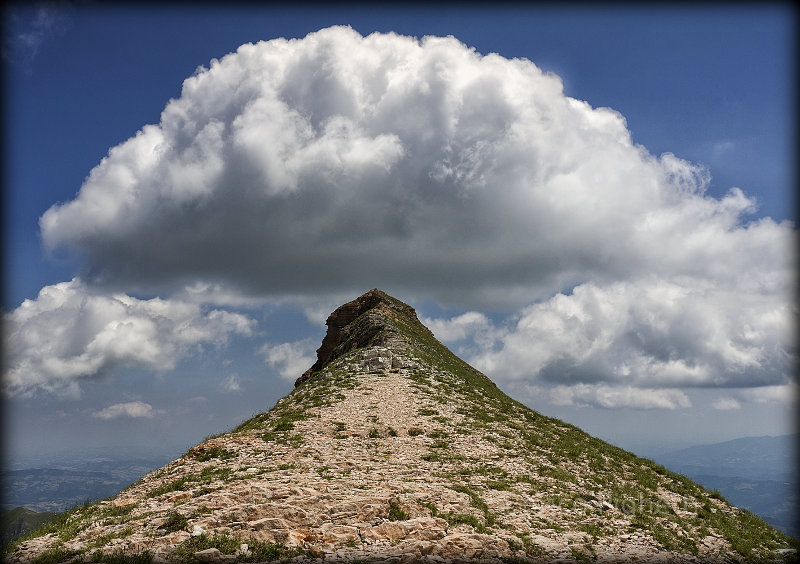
<box><xmin>295</xmin><ymin>289</ymin><xmax>430</xmax><ymax>387</ymax></box>
<box><xmin>6</xmin><ymin>290</ymin><xmax>796</xmax><ymax>563</ymax></box>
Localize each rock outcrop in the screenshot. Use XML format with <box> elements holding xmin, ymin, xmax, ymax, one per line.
<box><xmin>295</xmin><ymin>289</ymin><xmax>424</xmax><ymax>387</ymax></box>
<box><xmin>6</xmin><ymin>290</ymin><xmax>797</xmax><ymax>563</ymax></box>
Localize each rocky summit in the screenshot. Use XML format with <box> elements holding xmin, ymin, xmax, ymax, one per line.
<box><xmin>7</xmin><ymin>290</ymin><xmax>797</xmax><ymax>563</ymax></box>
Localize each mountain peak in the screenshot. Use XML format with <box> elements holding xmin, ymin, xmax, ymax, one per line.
<box><xmin>295</xmin><ymin>289</ymin><xmax>432</xmax><ymax>387</ymax></box>
<box><xmin>6</xmin><ymin>293</ymin><xmax>797</xmax><ymax>563</ymax></box>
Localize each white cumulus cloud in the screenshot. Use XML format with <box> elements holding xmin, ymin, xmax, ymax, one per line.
<box><xmin>467</xmin><ymin>275</ymin><xmax>794</xmax><ymax>391</ymax></box>
<box><xmin>3</xmin><ymin>279</ymin><xmax>255</xmax><ymax>397</ymax></box>
<box><xmin>259</xmin><ymin>339</ymin><xmax>317</xmax><ymax>381</ymax></box>
<box><xmin>740</xmin><ymin>383</ymin><xmax>798</xmax><ymax>405</ymax></box>
<box><xmin>37</xmin><ymin>26</ymin><xmax>791</xmax><ymax>310</ymax></box>
<box><xmin>423</xmin><ymin>312</ymin><xmax>495</xmax><ymax>343</ymax></box>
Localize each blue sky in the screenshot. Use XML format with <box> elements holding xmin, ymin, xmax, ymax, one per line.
<box><xmin>3</xmin><ymin>4</ymin><xmax>796</xmax><ymax>467</ymax></box>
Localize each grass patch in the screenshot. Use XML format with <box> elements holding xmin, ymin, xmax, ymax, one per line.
<box><xmin>87</xmin><ymin>527</ymin><xmax>134</xmax><ymax>549</ymax></box>
<box><xmin>487</xmin><ymin>479</ymin><xmax>512</xmax><ymax>491</ymax></box>
<box><xmin>189</xmin><ymin>446</ymin><xmax>236</xmax><ymax>462</ymax></box>
<box><xmin>30</xmin><ymin>548</ymin><xmax>82</xmax><ymax>564</ymax></box>
<box><xmin>147</xmin><ymin>476</ymin><xmax>195</xmax><ymax>498</ymax></box>
<box><xmin>388</xmin><ymin>501</ymin><xmax>409</xmax><ymax>521</ymax></box>
<box><xmin>709</xmin><ymin>489</ymin><xmax>727</xmax><ymax>502</ymax></box>
<box><xmin>93</xmin><ymin>502</ymin><xmax>138</xmax><ymax>522</ymax></box>
<box><xmin>569</xmin><ymin>546</ymin><xmax>592</xmax><ymax>563</ymax></box>
<box><xmin>170</xmin><ymin>532</ymin><xmax>240</xmax><ymax>560</ymax></box>
<box><xmin>159</xmin><ymin>512</ymin><xmax>189</xmax><ymax>533</ymax></box>
<box><xmin>171</xmin><ymin>532</ymin><xmax>304</xmax><ymax>562</ymax></box>
<box><xmin>451</xmin><ymin>484</ymin><xmax>496</xmax><ymax>527</ymax></box>
<box><xmin>245</xmin><ymin>540</ymin><xmax>305</xmax><ymax>562</ymax></box>
<box><xmin>420</xmin><ymin>501</ymin><xmax>439</xmax><ymax>517</ymax></box>
<box><xmin>90</xmin><ymin>549</ymin><xmax>153</xmax><ymax>563</ymax></box>
<box><xmin>441</xmin><ymin>512</ymin><xmax>487</xmax><ymax>533</ymax></box>
<box><xmin>260</xmin><ymin>431</ymin><xmax>303</xmax><ymax>447</ymax></box>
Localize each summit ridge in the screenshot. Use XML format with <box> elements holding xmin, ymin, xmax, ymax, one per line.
<box><xmin>6</xmin><ymin>290</ymin><xmax>797</xmax><ymax>563</ymax></box>
<box><xmin>295</xmin><ymin>289</ymin><xmax>430</xmax><ymax>387</ymax></box>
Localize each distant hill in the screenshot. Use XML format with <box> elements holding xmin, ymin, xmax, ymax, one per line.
<box><xmin>1</xmin><ymin>457</ymin><xmax>170</xmax><ymax>513</ymax></box>
<box><xmin>653</xmin><ymin>435</ymin><xmax>798</xmax><ymax>538</ymax></box>
<box><xmin>1</xmin><ymin>507</ymin><xmax>57</xmax><ymax>547</ymax></box>
<box><xmin>654</xmin><ymin>434</ymin><xmax>797</xmax><ymax>482</ymax></box>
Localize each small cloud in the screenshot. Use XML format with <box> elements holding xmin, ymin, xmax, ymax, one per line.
<box><xmin>741</xmin><ymin>383</ymin><xmax>798</xmax><ymax>405</ymax></box>
<box><xmin>179</xmin><ymin>281</ymin><xmax>271</xmax><ymax>308</ymax></box>
<box><xmin>259</xmin><ymin>339</ymin><xmax>316</xmax><ymax>381</ymax></box>
<box><xmin>711</xmin><ymin>140</ymin><xmax>736</xmax><ymax>159</ymax></box>
<box><xmin>422</xmin><ymin>311</ymin><xmax>494</xmax><ymax>343</ymax></box>
<box><xmin>219</xmin><ymin>373</ymin><xmax>242</xmax><ymax>392</ymax></box>
<box><xmin>4</xmin><ymin>2</ymin><xmax>72</xmax><ymax>66</ymax></box>
<box><xmin>92</xmin><ymin>401</ymin><xmax>158</xmax><ymax>420</ymax></box>
<box><xmin>712</xmin><ymin>397</ymin><xmax>741</xmax><ymax>411</ymax></box>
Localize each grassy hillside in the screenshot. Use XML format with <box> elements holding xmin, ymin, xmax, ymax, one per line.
<box><xmin>1</xmin><ymin>508</ymin><xmax>58</xmax><ymax>548</ymax></box>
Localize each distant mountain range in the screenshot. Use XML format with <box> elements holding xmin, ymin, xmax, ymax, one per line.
<box><xmin>1</xmin><ymin>456</ymin><xmax>170</xmax><ymax>513</ymax></box>
<box><xmin>653</xmin><ymin>434</ymin><xmax>797</xmax><ymax>482</ymax></box>
<box><xmin>653</xmin><ymin>434</ymin><xmax>798</xmax><ymax>538</ymax></box>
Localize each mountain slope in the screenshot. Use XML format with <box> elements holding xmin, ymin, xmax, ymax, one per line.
<box><xmin>685</xmin><ymin>475</ymin><xmax>797</xmax><ymax>539</ymax></box>
<box><xmin>1</xmin><ymin>508</ymin><xmax>57</xmax><ymax>548</ymax></box>
<box><xmin>6</xmin><ymin>289</ymin><xmax>797</xmax><ymax>563</ymax></box>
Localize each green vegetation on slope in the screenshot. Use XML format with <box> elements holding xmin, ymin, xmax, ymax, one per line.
<box><xmin>1</xmin><ymin>508</ymin><xmax>58</xmax><ymax>548</ymax></box>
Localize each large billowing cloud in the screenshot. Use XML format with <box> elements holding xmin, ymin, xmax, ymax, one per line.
<box><xmin>20</xmin><ymin>26</ymin><xmax>796</xmax><ymax>404</ymax></box>
<box><xmin>40</xmin><ymin>26</ymin><xmax>792</xmax><ymax>308</ymax></box>
<box><xmin>3</xmin><ymin>279</ymin><xmax>255</xmax><ymax>397</ymax></box>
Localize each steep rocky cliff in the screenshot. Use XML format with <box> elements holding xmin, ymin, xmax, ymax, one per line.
<box><xmin>7</xmin><ymin>290</ymin><xmax>797</xmax><ymax>563</ymax></box>
<box><xmin>295</xmin><ymin>289</ymin><xmax>429</xmax><ymax>387</ymax></box>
